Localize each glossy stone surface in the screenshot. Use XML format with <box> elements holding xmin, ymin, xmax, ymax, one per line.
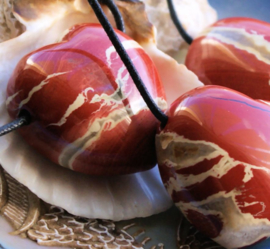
<box><xmin>185</xmin><ymin>17</ymin><xmax>270</xmax><ymax>101</ymax></box>
<box><xmin>156</xmin><ymin>85</ymin><xmax>270</xmax><ymax>248</ymax></box>
<box><xmin>6</xmin><ymin>23</ymin><xmax>166</xmax><ymax>176</ymax></box>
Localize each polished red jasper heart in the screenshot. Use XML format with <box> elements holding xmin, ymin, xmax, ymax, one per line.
<box><xmin>185</xmin><ymin>17</ymin><xmax>270</xmax><ymax>101</ymax></box>
<box><xmin>6</xmin><ymin>23</ymin><xmax>166</xmax><ymax>175</ymax></box>
<box><xmin>156</xmin><ymin>85</ymin><xmax>270</xmax><ymax>248</ymax></box>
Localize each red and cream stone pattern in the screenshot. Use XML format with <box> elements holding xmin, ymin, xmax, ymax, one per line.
<box><xmin>156</xmin><ymin>85</ymin><xmax>270</xmax><ymax>248</ymax></box>
<box><xmin>185</xmin><ymin>17</ymin><xmax>270</xmax><ymax>101</ymax></box>
<box><xmin>6</xmin><ymin>23</ymin><xmax>166</xmax><ymax>176</ymax></box>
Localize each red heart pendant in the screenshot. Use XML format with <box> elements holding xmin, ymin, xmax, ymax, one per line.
<box><xmin>185</xmin><ymin>17</ymin><xmax>270</xmax><ymax>101</ymax></box>
<box><xmin>156</xmin><ymin>85</ymin><xmax>270</xmax><ymax>248</ymax></box>
<box><xmin>6</xmin><ymin>23</ymin><xmax>166</xmax><ymax>176</ymax></box>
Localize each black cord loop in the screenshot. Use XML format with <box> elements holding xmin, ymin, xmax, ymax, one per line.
<box><xmin>167</xmin><ymin>0</ymin><xmax>193</xmax><ymax>45</ymax></box>
<box><xmin>0</xmin><ymin>110</ymin><xmax>31</xmax><ymax>137</ymax></box>
<box><xmin>88</xmin><ymin>0</ymin><xmax>168</xmax><ymax>127</ymax></box>
<box><xmin>0</xmin><ymin>0</ymin><xmax>167</xmax><ymax>137</ymax></box>
<box><xmin>95</xmin><ymin>0</ymin><xmax>125</xmax><ymax>32</ymax></box>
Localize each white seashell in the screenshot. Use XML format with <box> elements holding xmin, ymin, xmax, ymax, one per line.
<box><xmin>142</xmin><ymin>0</ymin><xmax>217</xmax><ymax>53</ymax></box>
<box><xmin>0</xmin><ymin>0</ymin><xmax>107</xmax><ymax>101</ymax></box>
<box><xmin>0</xmin><ymin>85</ymin><xmax>172</xmax><ymax>220</ymax></box>
<box><xmin>0</xmin><ymin>101</ymin><xmax>172</xmax><ymax>220</ymax></box>
<box><xmin>0</xmin><ymin>0</ymin><xmax>206</xmax><ymax>221</ymax></box>
<box><xmin>0</xmin><ymin>0</ymin><xmax>203</xmax><ymax>106</ymax></box>
<box><xmin>0</xmin><ymin>114</ymin><xmax>172</xmax><ymax>221</ymax></box>
<box><xmin>0</xmin><ymin>0</ymin><xmax>25</xmax><ymax>42</ymax></box>
<box><xmin>141</xmin><ymin>42</ymin><xmax>203</xmax><ymax>105</ymax></box>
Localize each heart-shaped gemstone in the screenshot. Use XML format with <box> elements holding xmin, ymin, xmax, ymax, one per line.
<box><xmin>186</xmin><ymin>17</ymin><xmax>270</xmax><ymax>101</ymax></box>
<box><xmin>156</xmin><ymin>85</ymin><xmax>270</xmax><ymax>248</ymax></box>
<box><xmin>6</xmin><ymin>23</ymin><xmax>166</xmax><ymax>175</ymax></box>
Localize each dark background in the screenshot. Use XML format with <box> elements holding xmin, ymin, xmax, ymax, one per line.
<box><xmin>209</xmin><ymin>0</ymin><xmax>270</xmax><ymax>22</ymax></box>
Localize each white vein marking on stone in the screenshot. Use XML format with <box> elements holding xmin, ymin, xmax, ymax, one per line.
<box><xmin>48</xmin><ymin>87</ymin><xmax>94</xmax><ymax>127</ymax></box>
<box><xmin>255</xmin><ymin>202</ymin><xmax>266</xmax><ymax>217</ymax></box>
<box><xmin>88</xmin><ymin>64</ymin><xmax>134</xmax><ymax>116</ymax></box>
<box><xmin>115</xmin><ymin>64</ymin><xmax>130</xmax><ymax>95</ymax></box>
<box><xmin>5</xmin><ymin>91</ymin><xmax>21</xmax><ymax>107</ymax></box>
<box><xmin>161</xmin><ymin>139</ymin><xmax>270</xmax><ymax>246</ymax></box>
<box><xmin>58</xmin><ymin>108</ymin><xmax>129</xmax><ymax>169</ymax></box>
<box><xmin>157</xmin><ymin>133</ymin><xmax>270</xmax><ymax>190</ymax></box>
<box><xmin>115</xmin><ymin>59</ymin><xmax>166</xmax><ymax>116</ymax></box>
<box><xmin>237</xmin><ymin>201</ymin><xmax>267</xmax><ymax>217</ymax></box>
<box><xmin>88</xmin><ymin>64</ymin><xmax>132</xmax><ymax>108</ymax></box>
<box><xmin>176</xmin><ymin>189</ymin><xmax>266</xmax><ymax>226</ymax></box>
<box><xmin>68</xmin><ymin>109</ymin><xmax>129</xmax><ymax>169</ymax></box>
<box><xmin>90</xmin><ymin>92</ymin><xmax>120</xmax><ymax>106</ymax></box>
<box><xmin>239</xmin><ymin>201</ymin><xmax>260</xmax><ymax>208</ymax></box>
<box><xmin>105</xmin><ymin>40</ymin><xmax>141</xmax><ymax>67</ymax></box>
<box><xmin>177</xmin><ymin>192</ymin><xmax>261</xmax><ymax>230</ymax></box>
<box><xmin>174</xmin><ymin>188</ymin><xmax>270</xmax><ymax>248</ymax></box>
<box><xmin>157</xmin><ymin>132</ymin><xmax>227</xmax><ymax>169</ymax></box>
<box><xmin>18</xmin><ymin>71</ymin><xmax>69</xmax><ymax>109</ymax></box>
<box><xmin>243</xmin><ymin>165</ymin><xmax>254</xmax><ymax>183</ymax></box>
<box><xmin>201</xmin><ymin>26</ymin><xmax>270</xmax><ymax>66</ymax></box>
<box><xmin>157</xmin><ymin>97</ymin><xmax>167</xmax><ymax>110</ymax></box>
<box><xmin>89</xmin><ymin>75</ymin><xmax>127</xmax><ymax>109</ymax></box>
<box><xmin>204</xmin><ymin>39</ymin><xmax>252</xmax><ymax>70</ymax></box>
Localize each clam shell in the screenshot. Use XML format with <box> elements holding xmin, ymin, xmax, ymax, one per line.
<box><xmin>0</xmin><ymin>120</ymin><xmax>172</xmax><ymax>220</ymax></box>
<box><xmin>114</xmin><ymin>0</ymin><xmax>203</xmax><ymax>105</ymax></box>
<box><xmin>0</xmin><ymin>0</ymin><xmax>201</xmax><ymax>221</ymax></box>
<box><xmin>0</xmin><ymin>0</ymin><xmax>203</xmax><ymax>106</ymax></box>
<box><xmin>0</xmin><ymin>0</ymin><xmax>222</xmax><ymax>248</ymax></box>
<box><xmin>142</xmin><ymin>0</ymin><xmax>217</xmax><ymax>54</ymax></box>
<box><xmin>0</xmin><ymin>0</ymin><xmax>173</xmax><ymax>221</ymax></box>
<box><xmin>0</xmin><ymin>0</ymin><xmax>25</xmax><ymax>42</ymax></box>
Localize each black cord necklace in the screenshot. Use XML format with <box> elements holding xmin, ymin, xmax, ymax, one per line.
<box><xmin>0</xmin><ymin>110</ymin><xmax>31</xmax><ymax>136</ymax></box>
<box><xmin>166</xmin><ymin>0</ymin><xmax>193</xmax><ymax>45</ymax></box>
<box><xmin>96</xmin><ymin>0</ymin><xmax>126</xmax><ymax>32</ymax></box>
<box><xmin>0</xmin><ymin>0</ymin><xmax>168</xmax><ymax>136</ymax></box>
<box><xmin>87</xmin><ymin>0</ymin><xmax>168</xmax><ymax>128</ymax></box>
